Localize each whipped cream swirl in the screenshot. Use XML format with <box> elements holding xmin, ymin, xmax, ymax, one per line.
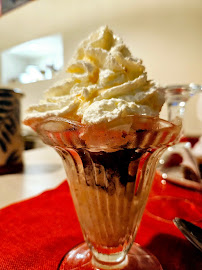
<box><xmin>25</xmin><ymin>26</ymin><xmax>165</xmax><ymax>124</ymax></box>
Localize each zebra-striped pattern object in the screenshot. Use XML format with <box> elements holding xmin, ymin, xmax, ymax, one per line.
<box><xmin>0</xmin><ymin>88</ymin><xmax>24</xmax><ymax>174</ymax></box>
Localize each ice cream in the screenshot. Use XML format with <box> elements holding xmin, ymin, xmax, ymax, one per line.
<box><xmin>24</xmin><ymin>26</ymin><xmax>164</xmax><ymax>127</ymax></box>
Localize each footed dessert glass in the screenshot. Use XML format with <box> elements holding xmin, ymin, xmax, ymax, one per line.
<box><xmin>35</xmin><ymin>115</ymin><xmax>181</xmax><ymax>270</ymax></box>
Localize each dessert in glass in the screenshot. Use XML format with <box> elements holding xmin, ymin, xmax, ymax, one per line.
<box><xmin>24</xmin><ymin>27</ymin><xmax>181</xmax><ymax>269</ymax></box>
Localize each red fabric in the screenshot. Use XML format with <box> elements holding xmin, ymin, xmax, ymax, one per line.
<box><xmin>137</xmin><ymin>173</ymin><xmax>202</xmax><ymax>270</ymax></box>
<box><xmin>0</xmin><ymin>176</ymin><xmax>201</xmax><ymax>270</ymax></box>
<box><xmin>0</xmin><ymin>182</ymin><xmax>83</xmax><ymax>270</ymax></box>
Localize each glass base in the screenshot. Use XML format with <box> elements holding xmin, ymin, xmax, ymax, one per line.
<box><xmin>58</xmin><ymin>242</ymin><xmax>162</xmax><ymax>270</ymax></box>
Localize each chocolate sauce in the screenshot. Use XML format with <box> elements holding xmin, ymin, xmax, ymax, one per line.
<box><xmin>76</xmin><ymin>148</ymin><xmax>146</xmax><ymax>195</ymax></box>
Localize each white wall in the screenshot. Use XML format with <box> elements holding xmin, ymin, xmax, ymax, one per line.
<box><xmin>1</xmin><ymin>53</ymin><xmax>25</xmax><ymax>84</ymax></box>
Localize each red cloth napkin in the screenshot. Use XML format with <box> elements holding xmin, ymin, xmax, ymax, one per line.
<box><xmin>0</xmin><ymin>177</ymin><xmax>201</xmax><ymax>270</ymax></box>
<box><xmin>0</xmin><ymin>182</ymin><xmax>83</xmax><ymax>270</ymax></box>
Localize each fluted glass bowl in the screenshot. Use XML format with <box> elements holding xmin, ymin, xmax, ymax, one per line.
<box><xmin>32</xmin><ymin>115</ymin><xmax>181</xmax><ymax>270</ymax></box>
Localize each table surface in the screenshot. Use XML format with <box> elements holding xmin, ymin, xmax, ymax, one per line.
<box><xmin>0</xmin><ymin>146</ymin><xmax>66</xmax><ymax>209</ymax></box>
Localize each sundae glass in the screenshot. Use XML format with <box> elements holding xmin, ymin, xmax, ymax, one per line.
<box><xmin>24</xmin><ymin>26</ymin><xmax>181</xmax><ymax>269</ymax></box>
<box><xmin>35</xmin><ymin>115</ymin><xmax>180</xmax><ymax>270</ymax></box>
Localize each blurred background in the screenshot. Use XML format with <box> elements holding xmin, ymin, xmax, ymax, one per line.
<box><xmin>0</xmin><ymin>0</ymin><xmax>202</xmax><ymax>137</ymax></box>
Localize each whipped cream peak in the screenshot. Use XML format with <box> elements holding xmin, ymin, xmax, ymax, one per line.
<box><xmin>25</xmin><ymin>26</ymin><xmax>165</xmax><ymax>125</ymax></box>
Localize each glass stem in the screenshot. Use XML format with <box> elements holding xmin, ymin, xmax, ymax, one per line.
<box><xmin>92</xmin><ymin>250</ymin><xmax>128</xmax><ymax>269</ymax></box>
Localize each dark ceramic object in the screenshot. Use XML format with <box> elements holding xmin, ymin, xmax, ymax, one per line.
<box><xmin>0</xmin><ymin>88</ymin><xmax>24</xmax><ymax>174</ymax></box>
